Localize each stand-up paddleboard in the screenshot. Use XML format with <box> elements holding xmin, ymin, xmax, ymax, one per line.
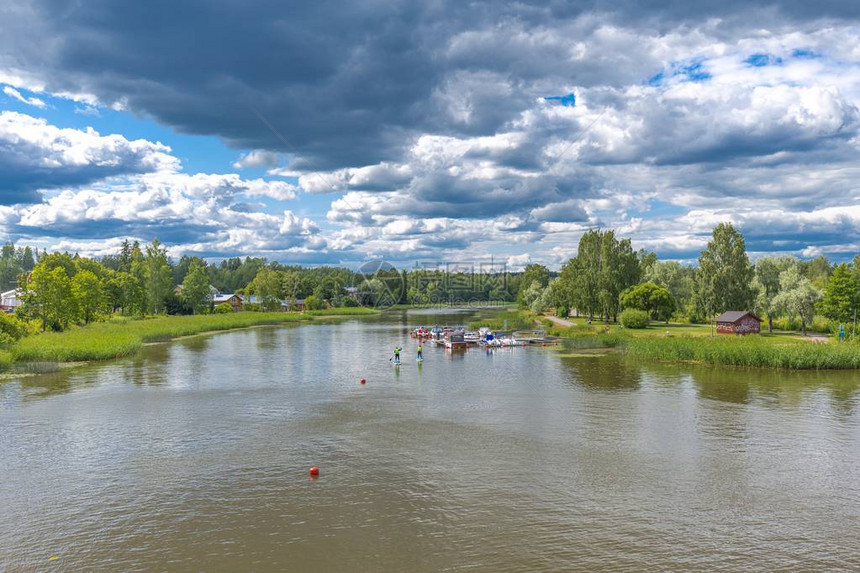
<box><xmin>417</xmin><ymin>357</ymin><xmax>423</xmax><ymax>362</ymax></box>
<box><xmin>393</xmin><ymin>360</ymin><xmax>401</xmax><ymax>366</ymax></box>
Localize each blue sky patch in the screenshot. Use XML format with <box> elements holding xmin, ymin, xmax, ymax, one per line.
<box><xmin>544</xmin><ymin>93</ymin><xmax>576</xmax><ymax>107</ymax></box>
<box><xmin>648</xmin><ymin>59</ymin><xmax>711</xmax><ymax>86</ymax></box>
<box><xmin>745</xmin><ymin>53</ymin><xmax>783</xmax><ymax>67</ymax></box>
<box><xmin>792</xmin><ymin>48</ymin><xmax>821</xmax><ymax>59</ymax></box>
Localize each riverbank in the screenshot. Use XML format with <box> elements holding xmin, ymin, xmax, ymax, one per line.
<box><xmin>542</xmin><ymin>316</ymin><xmax>860</xmax><ymax>370</ymax></box>
<box><xmin>7</xmin><ymin>309</ymin><xmax>378</xmax><ymax>366</ymax></box>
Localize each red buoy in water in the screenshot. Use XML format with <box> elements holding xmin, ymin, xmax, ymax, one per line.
<box><xmin>360</xmin><ymin>378</ymin><xmax>366</xmax><ymax>385</ymax></box>
<box><xmin>309</xmin><ymin>466</ymin><xmax>320</xmax><ymax>476</ymax></box>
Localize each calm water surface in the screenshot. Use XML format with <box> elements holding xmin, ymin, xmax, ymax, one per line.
<box><xmin>2</xmin><ymin>311</ymin><xmax>859</xmax><ymax>571</ymax></box>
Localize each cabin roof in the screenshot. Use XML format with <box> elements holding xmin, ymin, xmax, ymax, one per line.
<box><xmin>715</xmin><ymin>310</ymin><xmax>762</xmax><ymax>323</ymax></box>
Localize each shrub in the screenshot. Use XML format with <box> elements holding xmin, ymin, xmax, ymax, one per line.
<box><xmin>213</xmin><ymin>302</ymin><xmax>233</xmax><ymax>314</ymax></box>
<box><xmin>620</xmin><ymin>308</ymin><xmax>650</xmax><ymax>329</ymax></box>
<box><xmin>0</xmin><ymin>312</ymin><xmax>29</xmax><ymax>343</ymax></box>
<box><xmin>304</xmin><ymin>295</ymin><xmax>326</xmax><ymax>311</ymax></box>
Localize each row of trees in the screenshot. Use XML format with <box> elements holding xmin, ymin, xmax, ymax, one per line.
<box><xmin>520</xmin><ymin>223</ymin><xmax>856</xmax><ymax>336</ymax></box>
<box><xmin>10</xmin><ymin>226</ymin><xmax>859</xmax><ymax>335</ymax></box>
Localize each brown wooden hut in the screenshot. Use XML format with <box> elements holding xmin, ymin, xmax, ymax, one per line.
<box><xmin>715</xmin><ymin>311</ymin><xmax>762</xmax><ymax>335</ymax></box>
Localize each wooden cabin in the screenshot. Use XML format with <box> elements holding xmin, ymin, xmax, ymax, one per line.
<box><xmin>715</xmin><ymin>311</ymin><xmax>762</xmax><ymax>335</ymax></box>
<box><xmin>212</xmin><ymin>294</ymin><xmax>243</xmax><ymax>312</ymax></box>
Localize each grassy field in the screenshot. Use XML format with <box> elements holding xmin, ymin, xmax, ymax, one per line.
<box><xmin>10</xmin><ymin>309</ymin><xmax>377</xmax><ymax>365</ymax></box>
<box><xmin>544</xmin><ymin>316</ymin><xmax>860</xmax><ymax>369</ymax></box>
<box><xmin>627</xmin><ymin>335</ymin><xmax>860</xmax><ymax>369</ymax></box>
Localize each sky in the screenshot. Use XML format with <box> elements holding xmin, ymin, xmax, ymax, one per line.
<box><xmin>1</xmin><ymin>0</ymin><xmax>859</xmax><ymax>270</ymax></box>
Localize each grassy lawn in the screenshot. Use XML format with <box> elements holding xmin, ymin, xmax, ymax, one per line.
<box><xmin>10</xmin><ymin>309</ymin><xmax>378</xmax><ymax>365</ymax></box>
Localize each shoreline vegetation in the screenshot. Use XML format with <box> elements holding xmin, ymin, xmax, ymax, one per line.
<box><xmin>4</xmin><ymin>309</ymin><xmax>377</xmax><ymax>368</ymax></box>
<box><xmin>538</xmin><ymin>314</ymin><xmax>860</xmax><ymax>370</ymax></box>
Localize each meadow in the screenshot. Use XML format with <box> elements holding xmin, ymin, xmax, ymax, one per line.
<box><xmin>627</xmin><ymin>335</ymin><xmax>860</xmax><ymax>370</ymax></box>
<box><xmin>10</xmin><ymin>309</ymin><xmax>377</xmax><ymax>364</ymax></box>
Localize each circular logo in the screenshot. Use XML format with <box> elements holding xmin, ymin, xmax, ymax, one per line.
<box><xmin>353</xmin><ymin>260</ymin><xmax>406</xmax><ymax>310</ymax></box>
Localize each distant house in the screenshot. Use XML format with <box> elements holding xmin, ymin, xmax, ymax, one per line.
<box><xmin>0</xmin><ymin>289</ymin><xmax>23</xmax><ymax>312</ymax></box>
<box><xmin>715</xmin><ymin>311</ymin><xmax>762</xmax><ymax>335</ymax></box>
<box><xmin>344</xmin><ymin>286</ymin><xmax>359</xmax><ymax>300</ymax></box>
<box><xmin>212</xmin><ymin>293</ymin><xmax>244</xmax><ymax>312</ymax></box>
<box><xmin>243</xmin><ymin>295</ymin><xmax>306</xmax><ymax>312</ymax></box>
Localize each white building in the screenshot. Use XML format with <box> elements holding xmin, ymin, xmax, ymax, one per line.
<box><xmin>1</xmin><ymin>289</ymin><xmax>23</xmax><ymax>311</ymax></box>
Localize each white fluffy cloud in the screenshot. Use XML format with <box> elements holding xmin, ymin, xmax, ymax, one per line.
<box><xmin>3</xmin><ymin>86</ymin><xmax>45</xmax><ymax>108</ymax></box>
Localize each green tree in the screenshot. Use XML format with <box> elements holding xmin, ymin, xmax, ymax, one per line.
<box><xmin>619</xmin><ymin>282</ymin><xmax>676</xmax><ymax>322</ymax></box>
<box><xmin>107</xmin><ymin>271</ymin><xmax>145</xmax><ymax>315</ymax></box>
<box><xmin>695</xmin><ymin>223</ymin><xmax>754</xmax><ymax>318</ymax></box>
<box><xmin>773</xmin><ymin>266</ymin><xmax>821</xmax><ymax>336</ymax></box>
<box><xmin>72</xmin><ymin>270</ymin><xmax>105</xmax><ymax>324</ymax></box>
<box><xmin>249</xmin><ymin>267</ymin><xmax>284</xmax><ymax>311</ymax></box>
<box><xmin>24</xmin><ymin>265</ymin><xmax>75</xmax><ymax>330</ymax></box>
<box><xmin>142</xmin><ymin>239</ymin><xmax>173</xmax><ymax>314</ymax></box>
<box><xmin>752</xmin><ymin>256</ymin><xmax>796</xmax><ymax>332</ymax></box>
<box><xmin>819</xmin><ymin>263</ymin><xmax>858</xmax><ymax>325</ymax></box>
<box><xmin>181</xmin><ymin>260</ymin><xmax>212</xmax><ymax>314</ymax></box>
<box><xmin>644</xmin><ymin>261</ymin><xmax>696</xmax><ymax>315</ymax></box>
<box><xmin>304</xmin><ymin>294</ymin><xmax>326</xmax><ymax>310</ymax></box>
<box><xmin>518</xmin><ymin>264</ymin><xmax>550</xmax><ymax>307</ymax></box>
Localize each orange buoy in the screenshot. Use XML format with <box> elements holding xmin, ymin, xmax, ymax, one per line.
<box><xmin>360</xmin><ymin>378</ymin><xmax>366</xmax><ymax>385</ymax></box>
<box><xmin>309</xmin><ymin>466</ymin><xmax>320</xmax><ymax>476</ymax></box>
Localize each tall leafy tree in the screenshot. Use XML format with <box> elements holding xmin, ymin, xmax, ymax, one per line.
<box><xmin>752</xmin><ymin>256</ymin><xmax>796</xmax><ymax>332</ymax></box>
<box><xmin>142</xmin><ymin>239</ymin><xmax>173</xmax><ymax>314</ymax></box>
<box><xmin>72</xmin><ymin>270</ymin><xmax>105</xmax><ymax>324</ymax></box>
<box><xmin>644</xmin><ymin>261</ymin><xmax>696</xmax><ymax>315</ymax></box>
<box><xmin>518</xmin><ymin>264</ymin><xmax>550</xmax><ymax>307</ymax></box>
<box><xmin>249</xmin><ymin>267</ymin><xmax>284</xmax><ymax>310</ymax></box>
<box><xmin>773</xmin><ymin>266</ymin><xmax>821</xmax><ymax>336</ymax></box>
<box><xmin>181</xmin><ymin>260</ymin><xmax>212</xmax><ymax>314</ymax></box>
<box><xmin>695</xmin><ymin>223</ymin><xmax>754</xmax><ymax>317</ymax></box>
<box><xmin>819</xmin><ymin>263</ymin><xmax>858</xmax><ymax>325</ymax></box>
<box><xmin>24</xmin><ymin>265</ymin><xmax>76</xmax><ymax>331</ymax></box>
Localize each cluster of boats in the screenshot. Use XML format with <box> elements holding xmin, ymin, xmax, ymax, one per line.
<box><xmin>411</xmin><ymin>325</ymin><xmax>527</xmax><ymax>348</ymax></box>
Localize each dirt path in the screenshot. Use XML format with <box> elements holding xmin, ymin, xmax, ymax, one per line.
<box><xmin>544</xmin><ymin>315</ymin><xmax>575</xmax><ymax>328</ymax></box>
<box><xmin>796</xmin><ymin>334</ymin><xmax>829</xmax><ymax>343</ymax></box>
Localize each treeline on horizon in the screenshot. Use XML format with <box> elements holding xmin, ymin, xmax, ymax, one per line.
<box><xmin>1</xmin><ymin>224</ymin><xmax>858</xmax><ymax>337</ymax></box>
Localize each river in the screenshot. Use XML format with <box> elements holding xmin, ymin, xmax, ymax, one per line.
<box><xmin>2</xmin><ymin>310</ymin><xmax>859</xmax><ymax>571</ymax></box>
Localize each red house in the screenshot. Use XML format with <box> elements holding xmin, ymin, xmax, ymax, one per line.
<box><xmin>715</xmin><ymin>311</ymin><xmax>762</xmax><ymax>335</ymax></box>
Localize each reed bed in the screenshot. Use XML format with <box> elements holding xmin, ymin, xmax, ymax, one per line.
<box><xmin>11</xmin><ymin>311</ymin><xmax>356</xmax><ymax>363</ymax></box>
<box><xmin>627</xmin><ymin>336</ymin><xmax>860</xmax><ymax>370</ymax></box>
<box><xmin>468</xmin><ymin>311</ymin><xmax>535</xmax><ymax>331</ymax></box>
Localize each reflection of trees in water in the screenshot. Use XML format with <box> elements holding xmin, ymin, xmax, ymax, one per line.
<box><xmin>560</xmin><ymin>353</ymin><xmax>641</xmax><ymax>391</ymax></box>
<box><xmin>638</xmin><ymin>360</ymin><xmax>860</xmax><ymax>414</ymax></box>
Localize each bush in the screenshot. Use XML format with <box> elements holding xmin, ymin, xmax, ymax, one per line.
<box><xmin>213</xmin><ymin>302</ymin><xmax>233</xmax><ymax>314</ymax></box>
<box><xmin>304</xmin><ymin>295</ymin><xmax>326</xmax><ymax>311</ymax></box>
<box><xmin>620</xmin><ymin>308</ymin><xmax>650</xmax><ymax>329</ymax></box>
<box><xmin>0</xmin><ymin>312</ymin><xmax>29</xmax><ymax>343</ymax></box>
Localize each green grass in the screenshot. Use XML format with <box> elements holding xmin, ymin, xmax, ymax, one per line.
<box><xmin>467</xmin><ymin>310</ymin><xmax>535</xmax><ymax>331</ymax></box>
<box><xmin>13</xmin><ymin>329</ymin><xmax>143</xmax><ymax>362</ymax></box>
<box><xmin>11</xmin><ymin>310</ymin><xmax>376</xmax><ymax>364</ymax></box>
<box><xmin>0</xmin><ymin>349</ymin><xmax>13</xmax><ymax>371</ymax></box>
<box><xmin>627</xmin><ymin>335</ymin><xmax>860</xmax><ymax>370</ymax></box>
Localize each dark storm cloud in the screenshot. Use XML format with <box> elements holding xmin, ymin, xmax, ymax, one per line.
<box><xmin>6</xmin><ymin>0</ymin><xmax>859</xmax><ymax>172</ymax></box>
